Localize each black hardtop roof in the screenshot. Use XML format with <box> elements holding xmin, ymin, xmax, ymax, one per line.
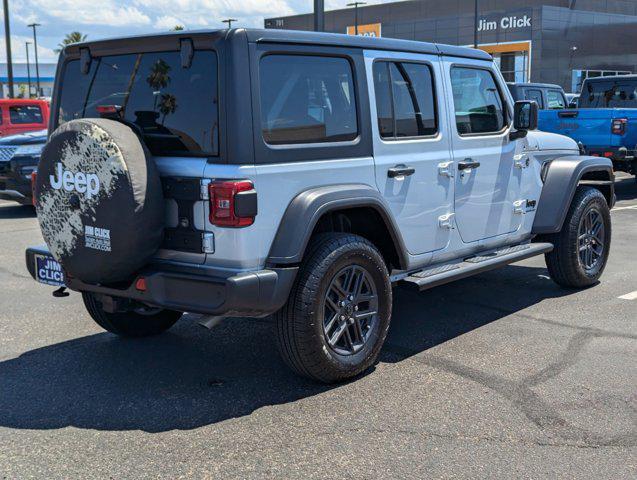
<box><xmin>65</xmin><ymin>28</ymin><xmax>492</xmax><ymax>61</ymax></box>
<box><xmin>507</xmin><ymin>82</ymin><xmax>564</xmax><ymax>90</ymax></box>
<box><xmin>244</xmin><ymin>29</ymin><xmax>492</xmax><ymax>60</ymax></box>
<box><xmin>583</xmin><ymin>74</ymin><xmax>637</xmax><ymax>83</ymax></box>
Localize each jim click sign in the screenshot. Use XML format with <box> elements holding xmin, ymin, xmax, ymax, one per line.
<box><xmin>478</xmin><ymin>13</ymin><xmax>532</xmax><ymax>32</ymax></box>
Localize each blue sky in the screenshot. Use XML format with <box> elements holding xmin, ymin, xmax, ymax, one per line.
<box><xmin>1</xmin><ymin>0</ymin><xmax>388</xmax><ymax>63</ymax></box>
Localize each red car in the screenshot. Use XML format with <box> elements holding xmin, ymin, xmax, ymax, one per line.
<box><xmin>0</xmin><ymin>99</ymin><xmax>50</xmax><ymax>137</ymax></box>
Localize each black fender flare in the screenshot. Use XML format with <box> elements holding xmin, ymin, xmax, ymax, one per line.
<box><xmin>266</xmin><ymin>184</ymin><xmax>409</xmax><ymax>268</ymax></box>
<box><xmin>532</xmin><ymin>156</ymin><xmax>614</xmax><ymax>234</ymax></box>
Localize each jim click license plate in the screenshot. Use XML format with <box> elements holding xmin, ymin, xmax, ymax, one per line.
<box><xmin>34</xmin><ymin>254</ymin><xmax>65</xmax><ymax>287</ymax></box>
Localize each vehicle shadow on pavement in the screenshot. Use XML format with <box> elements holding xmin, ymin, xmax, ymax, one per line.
<box><xmin>383</xmin><ymin>264</ymin><xmax>573</xmax><ymax>362</ymax></box>
<box><xmin>0</xmin><ymin>264</ymin><xmax>572</xmax><ymax>434</ymax></box>
<box><xmin>0</xmin><ymin>204</ymin><xmax>36</xmax><ymax>219</ymax></box>
<box><xmin>615</xmin><ymin>175</ymin><xmax>637</xmax><ymax>202</ymax></box>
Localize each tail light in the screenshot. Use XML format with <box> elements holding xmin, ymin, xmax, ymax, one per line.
<box><xmin>208</xmin><ymin>180</ymin><xmax>257</xmax><ymax>227</ymax></box>
<box><xmin>31</xmin><ymin>171</ymin><xmax>37</xmax><ymax>206</ymax></box>
<box><xmin>611</xmin><ymin>118</ymin><xmax>627</xmax><ymax>135</ymax></box>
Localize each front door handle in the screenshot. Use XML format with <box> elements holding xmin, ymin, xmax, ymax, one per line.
<box><xmin>388</xmin><ymin>165</ymin><xmax>415</xmax><ymax>178</ymax></box>
<box><xmin>457</xmin><ymin>158</ymin><xmax>481</xmax><ymax>171</ymax></box>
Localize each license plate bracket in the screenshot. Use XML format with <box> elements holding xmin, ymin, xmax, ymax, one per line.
<box><xmin>34</xmin><ymin>254</ymin><xmax>65</xmax><ymax>287</ymax></box>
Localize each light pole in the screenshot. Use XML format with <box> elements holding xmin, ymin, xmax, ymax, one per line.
<box><xmin>3</xmin><ymin>0</ymin><xmax>15</xmax><ymax>98</ymax></box>
<box><xmin>222</xmin><ymin>18</ymin><xmax>237</xmax><ymax>29</ymax></box>
<box><xmin>314</xmin><ymin>0</ymin><xmax>324</xmax><ymax>32</ymax></box>
<box><xmin>347</xmin><ymin>2</ymin><xmax>366</xmax><ymax>35</ymax></box>
<box><xmin>25</xmin><ymin>41</ymin><xmax>32</xmax><ymax>98</ymax></box>
<box><xmin>27</xmin><ymin>22</ymin><xmax>41</xmax><ymax>96</ymax></box>
<box><xmin>474</xmin><ymin>0</ymin><xmax>479</xmax><ymax>49</ymax></box>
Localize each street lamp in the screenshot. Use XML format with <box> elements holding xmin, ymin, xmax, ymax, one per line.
<box><xmin>25</xmin><ymin>42</ymin><xmax>32</xmax><ymax>98</ymax></box>
<box><xmin>27</xmin><ymin>23</ymin><xmax>41</xmax><ymax>97</ymax></box>
<box><xmin>3</xmin><ymin>0</ymin><xmax>15</xmax><ymax>98</ymax></box>
<box><xmin>474</xmin><ymin>0</ymin><xmax>479</xmax><ymax>49</ymax></box>
<box><xmin>347</xmin><ymin>2</ymin><xmax>366</xmax><ymax>35</ymax></box>
<box><xmin>222</xmin><ymin>18</ymin><xmax>237</xmax><ymax>29</ymax></box>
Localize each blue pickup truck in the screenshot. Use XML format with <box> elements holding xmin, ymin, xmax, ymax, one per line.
<box><xmin>538</xmin><ymin>75</ymin><xmax>637</xmax><ymax>178</ymax></box>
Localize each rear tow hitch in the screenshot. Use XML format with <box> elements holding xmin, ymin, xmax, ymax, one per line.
<box><xmin>52</xmin><ymin>287</ymin><xmax>70</xmax><ymax>298</ymax></box>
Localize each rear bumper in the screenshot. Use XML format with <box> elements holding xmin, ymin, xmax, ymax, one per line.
<box><xmin>25</xmin><ymin>246</ymin><xmax>298</xmax><ymax>317</ymax></box>
<box><xmin>0</xmin><ymin>156</ymin><xmax>37</xmax><ymax>205</ymax></box>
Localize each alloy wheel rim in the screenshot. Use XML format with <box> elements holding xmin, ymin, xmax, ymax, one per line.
<box><xmin>578</xmin><ymin>207</ymin><xmax>605</xmax><ymax>272</ymax></box>
<box><xmin>322</xmin><ymin>265</ymin><xmax>379</xmax><ymax>356</ymax></box>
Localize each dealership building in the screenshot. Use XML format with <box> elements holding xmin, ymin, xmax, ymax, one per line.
<box><xmin>265</xmin><ymin>0</ymin><xmax>637</xmax><ymax>93</ymax></box>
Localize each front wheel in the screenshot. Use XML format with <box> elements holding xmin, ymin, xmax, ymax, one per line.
<box><xmin>275</xmin><ymin>233</ymin><xmax>392</xmax><ymax>383</ymax></box>
<box><xmin>545</xmin><ymin>186</ymin><xmax>611</xmax><ymax>288</ymax></box>
<box><xmin>82</xmin><ymin>292</ymin><xmax>182</xmax><ymax>337</ymax></box>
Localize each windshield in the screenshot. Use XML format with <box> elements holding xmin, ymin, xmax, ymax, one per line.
<box><xmin>57</xmin><ymin>50</ymin><xmax>218</xmax><ymax>156</ymax></box>
<box><xmin>579</xmin><ymin>78</ymin><xmax>637</xmax><ymax>108</ymax></box>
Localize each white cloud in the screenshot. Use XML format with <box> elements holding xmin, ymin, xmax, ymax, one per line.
<box><xmin>0</xmin><ymin>34</ymin><xmax>57</xmax><ymax>62</ymax></box>
<box><xmin>154</xmin><ymin>15</ymin><xmax>187</xmax><ymax>31</ymax></box>
<box><xmin>21</xmin><ymin>0</ymin><xmax>151</xmax><ymax>27</ymax></box>
<box><xmin>0</xmin><ymin>0</ymin><xmax>395</xmax><ymax>64</ymax></box>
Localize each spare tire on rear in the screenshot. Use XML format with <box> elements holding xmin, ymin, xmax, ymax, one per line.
<box><xmin>35</xmin><ymin>118</ymin><xmax>164</xmax><ymax>284</ymax></box>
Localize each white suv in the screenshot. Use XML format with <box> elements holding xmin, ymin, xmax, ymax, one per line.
<box><xmin>28</xmin><ymin>29</ymin><xmax>614</xmax><ymax>383</ymax></box>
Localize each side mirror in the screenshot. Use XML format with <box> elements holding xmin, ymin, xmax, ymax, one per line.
<box><xmin>510</xmin><ymin>100</ymin><xmax>538</xmax><ymax>140</ymax></box>
<box><xmin>568</xmin><ymin>101</ymin><xmax>578</xmax><ymax>109</ymax></box>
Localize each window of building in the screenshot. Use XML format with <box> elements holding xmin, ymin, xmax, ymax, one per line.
<box><xmin>58</xmin><ymin>50</ymin><xmax>219</xmax><ymax>157</ymax></box>
<box><xmin>450</xmin><ymin>67</ymin><xmax>506</xmax><ymax>135</ymax></box>
<box><xmin>546</xmin><ymin>90</ymin><xmax>566</xmax><ymax>109</ymax></box>
<box><xmin>259</xmin><ymin>54</ymin><xmax>358</xmax><ymax>145</ymax></box>
<box><xmin>373</xmin><ymin>61</ymin><xmax>437</xmax><ymax>139</ymax></box>
<box><xmin>571</xmin><ymin>69</ymin><xmax>632</xmax><ymax>94</ymax></box>
<box><xmin>525</xmin><ymin>89</ymin><xmax>544</xmax><ymax>109</ymax></box>
<box><xmin>9</xmin><ymin>105</ymin><xmax>43</xmax><ymax>124</ymax></box>
<box><xmin>492</xmin><ymin>50</ymin><xmax>528</xmax><ymax>83</ymax></box>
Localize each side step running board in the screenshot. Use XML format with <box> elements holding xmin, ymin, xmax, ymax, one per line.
<box><xmin>401</xmin><ymin>243</ymin><xmax>553</xmax><ymax>291</ymax></box>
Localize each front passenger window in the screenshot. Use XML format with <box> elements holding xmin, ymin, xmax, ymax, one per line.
<box><xmin>450</xmin><ymin>67</ymin><xmax>506</xmax><ymax>135</ymax></box>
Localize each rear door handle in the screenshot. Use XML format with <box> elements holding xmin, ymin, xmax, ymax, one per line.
<box><xmin>387</xmin><ymin>165</ymin><xmax>415</xmax><ymax>178</ymax></box>
<box><xmin>457</xmin><ymin>158</ymin><xmax>481</xmax><ymax>171</ymax></box>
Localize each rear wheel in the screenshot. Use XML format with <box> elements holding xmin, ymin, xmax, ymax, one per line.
<box><xmin>545</xmin><ymin>186</ymin><xmax>611</xmax><ymax>288</ymax></box>
<box><xmin>275</xmin><ymin>233</ymin><xmax>392</xmax><ymax>383</ymax></box>
<box><xmin>82</xmin><ymin>292</ymin><xmax>182</xmax><ymax>337</ymax></box>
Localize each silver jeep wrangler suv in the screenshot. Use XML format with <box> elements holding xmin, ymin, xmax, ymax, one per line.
<box><xmin>27</xmin><ymin>29</ymin><xmax>614</xmax><ymax>383</ymax></box>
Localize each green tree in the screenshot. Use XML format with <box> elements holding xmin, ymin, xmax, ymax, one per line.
<box><xmin>172</xmin><ymin>25</ymin><xmax>185</xmax><ymax>31</ymax></box>
<box><xmin>55</xmin><ymin>32</ymin><xmax>87</xmax><ymax>53</ymax></box>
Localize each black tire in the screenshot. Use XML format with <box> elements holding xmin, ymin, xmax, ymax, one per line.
<box><xmin>82</xmin><ymin>292</ymin><xmax>182</xmax><ymax>337</ymax></box>
<box><xmin>545</xmin><ymin>186</ymin><xmax>611</xmax><ymax>288</ymax></box>
<box><xmin>275</xmin><ymin>233</ymin><xmax>392</xmax><ymax>383</ymax></box>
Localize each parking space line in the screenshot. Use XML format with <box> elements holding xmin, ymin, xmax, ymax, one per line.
<box><xmin>618</xmin><ymin>290</ymin><xmax>637</xmax><ymax>300</ymax></box>
<box><xmin>612</xmin><ymin>205</ymin><xmax>637</xmax><ymax>211</ymax></box>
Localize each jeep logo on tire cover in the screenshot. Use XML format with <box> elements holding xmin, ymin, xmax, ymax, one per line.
<box><xmin>50</xmin><ymin>162</ymin><xmax>100</xmax><ymax>198</ymax></box>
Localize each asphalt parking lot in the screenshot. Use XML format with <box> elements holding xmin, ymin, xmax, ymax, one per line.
<box><xmin>0</xmin><ymin>176</ymin><xmax>635</xmax><ymax>479</ymax></box>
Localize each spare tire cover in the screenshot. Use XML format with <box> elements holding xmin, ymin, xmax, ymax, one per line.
<box><xmin>35</xmin><ymin>118</ymin><xmax>164</xmax><ymax>284</ymax></box>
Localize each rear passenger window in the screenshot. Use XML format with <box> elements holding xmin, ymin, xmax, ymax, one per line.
<box><xmin>259</xmin><ymin>55</ymin><xmax>358</xmax><ymax>145</ymax></box>
<box><xmin>9</xmin><ymin>105</ymin><xmax>43</xmax><ymax>124</ymax></box>
<box><xmin>547</xmin><ymin>90</ymin><xmax>566</xmax><ymax>109</ymax></box>
<box><xmin>373</xmin><ymin>61</ymin><xmax>437</xmax><ymax>139</ymax></box>
<box><xmin>525</xmin><ymin>89</ymin><xmax>544</xmax><ymax>109</ymax></box>
<box><xmin>450</xmin><ymin>67</ymin><xmax>506</xmax><ymax>135</ymax></box>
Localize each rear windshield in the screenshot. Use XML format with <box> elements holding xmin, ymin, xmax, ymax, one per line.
<box><xmin>10</xmin><ymin>105</ymin><xmax>43</xmax><ymax>124</ymax></box>
<box><xmin>57</xmin><ymin>50</ymin><xmax>218</xmax><ymax>156</ymax></box>
<box><xmin>579</xmin><ymin>78</ymin><xmax>637</xmax><ymax>108</ymax></box>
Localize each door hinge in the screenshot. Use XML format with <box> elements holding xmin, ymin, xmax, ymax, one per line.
<box><xmin>513</xmin><ymin>200</ymin><xmax>526</xmax><ymax>215</ymax></box>
<box><xmin>438</xmin><ymin>213</ymin><xmax>455</xmax><ymax>229</ymax></box>
<box><xmin>200</xmin><ymin>179</ymin><xmax>211</xmax><ymax>200</ymax></box>
<box><xmin>438</xmin><ymin>161</ymin><xmax>454</xmax><ymax>178</ymax></box>
<box><xmin>202</xmin><ymin>232</ymin><xmax>215</xmax><ymax>253</ymax></box>
<box><xmin>514</xmin><ymin>154</ymin><xmax>530</xmax><ymax>169</ymax></box>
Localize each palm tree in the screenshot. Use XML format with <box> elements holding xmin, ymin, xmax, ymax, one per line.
<box><xmin>55</xmin><ymin>32</ymin><xmax>87</xmax><ymax>53</ymax></box>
